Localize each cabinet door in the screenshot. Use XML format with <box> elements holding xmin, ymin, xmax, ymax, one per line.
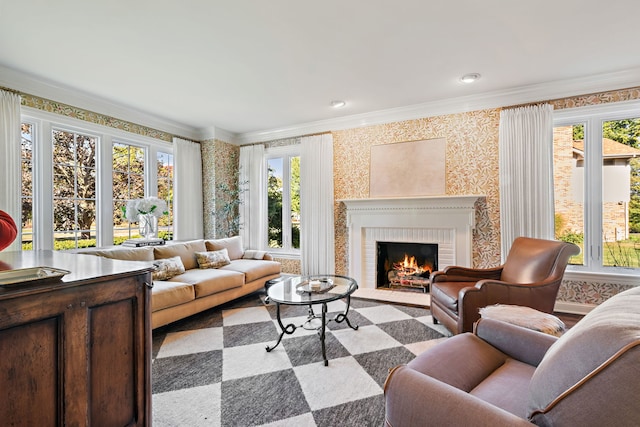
<box><xmin>82</xmin><ymin>275</ymin><xmax>150</xmax><ymax>427</ymax></box>
<box><xmin>0</xmin><ymin>317</ymin><xmax>61</xmax><ymax>426</ymax></box>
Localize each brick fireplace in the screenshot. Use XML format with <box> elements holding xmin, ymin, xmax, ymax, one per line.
<box><xmin>341</xmin><ymin>195</ymin><xmax>483</xmax><ymax>289</ymax></box>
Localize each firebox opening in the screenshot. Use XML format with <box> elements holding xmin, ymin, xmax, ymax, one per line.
<box><xmin>376</xmin><ymin>241</ymin><xmax>438</xmax><ymax>291</ymax></box>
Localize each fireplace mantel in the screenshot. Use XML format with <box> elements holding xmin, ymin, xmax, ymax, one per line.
<box><xmin>340</xmin><ymin>195</ymin><xmax>484</xmax><ymax>289</ymax></box>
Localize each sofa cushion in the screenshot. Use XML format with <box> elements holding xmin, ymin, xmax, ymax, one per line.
<box><xmin>205</xmin><ymin>236</ymin><xmax>244</xmax><ymax>260</ymax></box>
<box><xmin>195</xmin><ymin>249</ymin><xmax>231</xmax><ymax>269</ymax></box>
<box><xmin>151</xmin><ymin>280</ymin><xmax>195</xmax><ymax>311</ymax></box>
<box><xmin>90</xmin><ymin>246</ymin><xmax>155</xmax><ymax>261</ymax></box>
<box><xmin>221</xmin><ymin>259</ymin><xmax>281</xmax><ymax>283</ymax></box>
<box><xmin>152</xmin><ymin>256</ymin><xmax>186</xmax><ymax>280</ymax></box>
<box><xmin>170</xmin><ymin>268</ymin><xmax>244</xmax><ymax>298</ymax></box>
<box><xmin>243</xmin><ymin>249</ymin><xmax>267</xmax><ymax>260</ymax></box>
<box><xmin>154</xmin><ymin>240</ymin><xmax>206</xmax><ymax>270</ymax></box>
<box><xmin>527</xmin><ymin>286</ymin><xmax>640</xmax><ymax>424</ymax></box>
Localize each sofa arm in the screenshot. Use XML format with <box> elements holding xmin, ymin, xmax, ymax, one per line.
<box><xmin>384</xmin><ymin>365</ymin><xmax>534</xmax><ymax>427</ymax></box>
<box><xmin>475</xmin><ymin>318</ymin><xmax>557</xmax><ymax>366</ymax></box>
<box><xmin>242</xmin><ymin>249</ymin><xmax>273</xmax><ymax>261</ymax></box>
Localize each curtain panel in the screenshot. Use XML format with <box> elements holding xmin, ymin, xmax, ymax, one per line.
<box><xmin>239</xmin><ymin>144</ymin><xmax>266</xmax><ymax>250</ymax></box>
<box><xmin>498</xmin><ymin>103</ymin><xmax>555</xmax><ymax>259</ymax></box>
<box><xmin>300</xmin><ymin>133</ymin><xmax>335</xmax><ymax>275</ymax></box>
<box><xmin>0</xmin><ymin>90</ymin><xmax>22</xmax><ymax>251</ymax></box>
<box><xmin>173</xmin><ymin>137</ymin><xmax>204</xmax><ymax>240</ymax></box>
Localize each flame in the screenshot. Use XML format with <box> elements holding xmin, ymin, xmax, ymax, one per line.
<box><xmin>392</xmin><ymin>254</ymin><xmax>433</xmax><ymax>277</ymax></box>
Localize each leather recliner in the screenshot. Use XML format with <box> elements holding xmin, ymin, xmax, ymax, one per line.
<box><xmin>384</xmin><ymin>286</ymin><xmax>640</xmax><ymax>426</ymax></box>
<box><xmin>430</xmin><ymin>236</ymin><xmax>580</xmax><ymax>335</ymax></box>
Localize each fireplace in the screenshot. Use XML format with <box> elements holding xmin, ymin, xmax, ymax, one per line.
<box><xmin>341</xmin><ymin>195</ymin><xmax>484</xmax><ymax>289</ymax></box>
<box><xmin>376</xmin><ymin>242</ymin><xmax>438</xmax><ymax>290</ymax></box>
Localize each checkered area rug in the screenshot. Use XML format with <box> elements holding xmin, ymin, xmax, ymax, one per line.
<box><xmin>151</xmin><ymin>291</ymin><xmax>450</xmax><ymax>426</ymax></box>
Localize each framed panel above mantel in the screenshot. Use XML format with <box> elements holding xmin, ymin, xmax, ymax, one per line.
<box><xmin>370</xmin><ymin>138</ymin><xmax>446</xmax><ymax>198</ymax></box>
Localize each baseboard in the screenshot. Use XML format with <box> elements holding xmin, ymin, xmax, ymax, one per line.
<box><xmin>554</xmin><ymin>301</ymin><xmax>597</xmax><ymax>316</ymax></box>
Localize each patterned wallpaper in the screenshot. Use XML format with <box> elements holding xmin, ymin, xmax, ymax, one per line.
<box><xmin>201</xmin><ymin>139</ymin><xmax>239</xmax><ymax>239</ymax></box>
<box><xmin>20</xmin><ymin>93</ymin><xmax>174</xmax><ymax>142</ymax></box>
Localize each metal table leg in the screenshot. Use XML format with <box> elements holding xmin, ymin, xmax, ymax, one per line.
<box><xmin>333</xmin><ymin>294</ymin><xmax>359</xmax><ymax>331</ymax></box>
<box><xmin>320</xmin><ymin>302</ymin><xmax>328</xmax><ymax>366</ymax></box>
<box><xmin>265</xmin><ymin>302</ymin><xmax>296</xmax><ymax>352</ymax></box>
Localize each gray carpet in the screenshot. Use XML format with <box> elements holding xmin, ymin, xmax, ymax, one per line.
<box><xmin>151</xmin><ymin>290</ymin><xmax>449</xmax><ymax>426</ymax></box>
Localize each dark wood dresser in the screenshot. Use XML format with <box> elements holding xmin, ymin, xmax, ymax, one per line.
<box><xmin>0</xmin><ymin>250</ymin><xmax>153</xmax><ymax>426</ymax></box>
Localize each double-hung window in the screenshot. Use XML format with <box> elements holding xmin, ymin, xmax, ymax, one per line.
<box><xmin>266</xmin><ymin>146</ymin><xmax>300</xmax><ymax>253</ymax></box>
<box><xmin>20</xmin><ymin>123</ymin><xmax>35</xmax><ymax>250</ymax></box>
<box><xmin>553</xmin><ymin>100</ymin><xmax>640</xmax><ymax>276</ymax></box>
<box><xmin>112</xmin><ymin>142</ymin><xmax>146</xmax><ymax>241</ymax></box>
<box><xmin>52</xmin><ymin>128</ymin><xmax>97</xmax><ymax>248</ymax></box>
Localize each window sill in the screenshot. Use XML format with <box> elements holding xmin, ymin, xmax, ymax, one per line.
<box><xmin>563</xmin><ymin>268</ymin><xmax>639</xmax><ymax>286</ymax></box>
<box><xmin>266</xmin><ymin>251</ymin><xmax>300</xmax><ymax>259</ymax></box>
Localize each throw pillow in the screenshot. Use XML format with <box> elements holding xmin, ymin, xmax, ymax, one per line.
<box><xmin>205</xmin><ymin>236</ymin><xmax>244</xmax><ymax>260</ymax></box>
<box><xmin>195</xmin><ymin>249</ymin><xmax>231</xmax><ymax>269</ymax></box>
<box><xmin>242</xmin><ymin>249</ymin><xmax>267</xmax><ymax>260</ymax></box>
<box><xmin>152</xmin><ymin>256</ymin><xmax>186</xmax><ymax>280</ymax></box>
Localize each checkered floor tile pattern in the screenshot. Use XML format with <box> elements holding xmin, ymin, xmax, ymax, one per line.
<box><xmin>152</xmin><ymin>291</ymin><xmax>450</xmax><ymax>427</ymax></box>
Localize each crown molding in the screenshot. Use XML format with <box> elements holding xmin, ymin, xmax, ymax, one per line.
<box><xmin>236</xmin><ymin>67</ymin><xmax>640</xmax><ymax>144</ymax></box>
<box><xmin>4</xmin><ymin>63</ymin><xmax>640</xmax><ymax>145</ymax></box>
<box><xmin>197</xmin><ymin>126</ymin><xmax>238</xmax><ymax>144</ymax></box>
<box><xmin>0</xmin><ymin>64</ymin><xmax>200</xmax><ymax>140</ymax></box>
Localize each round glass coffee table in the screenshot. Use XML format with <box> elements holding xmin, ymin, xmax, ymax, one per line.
<box><xmin>265</xmin><ymin>275</ymin><xmax>359</xmax><ymax>366</ymax></box>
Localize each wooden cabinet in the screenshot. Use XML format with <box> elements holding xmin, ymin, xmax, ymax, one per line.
<box><xmin>0</xmin><ymin>251</ymin><xmax>153</xmax><ymax>426</ymax></box>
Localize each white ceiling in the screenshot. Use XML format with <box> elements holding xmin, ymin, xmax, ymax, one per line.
<box><xmin>1</xmin><ymin>0</ymin><xmax>640</xmax><ymax>142</ymax></box>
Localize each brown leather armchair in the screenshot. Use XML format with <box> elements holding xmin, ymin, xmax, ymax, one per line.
<box><xmin>384</xmin><ymin>286</ymin><xmax>640</xmax><ymax>426</ymax></box>
<box><xmin>429</xmin><ymin>237</ymin><xmax>580</xmax><ymax>335</ymax></box>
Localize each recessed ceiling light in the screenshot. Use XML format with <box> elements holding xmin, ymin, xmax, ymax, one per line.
<box><xmin>330</xmin><ymin>100</ymin><xmax>346</xmax><ymax>108</ymax></box>
<box><xmin>460</xmin><ymin>73</ymin><xmax>481</xmax><ymax>83</ymax></box>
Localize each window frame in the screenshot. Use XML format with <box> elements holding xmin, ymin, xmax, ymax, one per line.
<box><xmin>265</xmin><ymin>144</ymin><xmax>301</xmax><ymax>255</ymax></box>
<box><xmin>554</xmin><ymin>99</ymin><xmax>640</xmax><ymax>285</ymax></box>
<box><xmin>21</xmin><ymin>106</ymin><xmax>173</xmax><ymax>250</ymax></box>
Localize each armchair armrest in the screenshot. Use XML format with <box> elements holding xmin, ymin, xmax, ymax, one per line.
<box><xmin>474</xmin><ymin>318</ymin><xmax>557</xmax><ymax>366</ymax></box>
<box><xmin>384</xmin><ymin>365</ymin><xmax>534</xmax><ymax>427</ymax></box>
<box><xmin>431</xmin><ymin>265</ymin><xmax>503</xmax><ymax>282</ymax></box>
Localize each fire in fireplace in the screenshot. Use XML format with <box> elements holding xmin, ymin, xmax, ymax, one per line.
<box><xmin>376</xmin><ymin>241</ymin><xmax>438</xmax><ymax>291</ymax></box>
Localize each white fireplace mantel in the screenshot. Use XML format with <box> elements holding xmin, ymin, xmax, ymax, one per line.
<box><xmin>340</xmin><ymin>195</ymin><xmax>484</xmax><ymax>289</ymax></box>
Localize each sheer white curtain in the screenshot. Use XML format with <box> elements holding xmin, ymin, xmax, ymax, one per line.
<box><xmin>300</xmin><ymin>133</ymin><xmax>335</xmax><ymax>275</ymax></box>
<box><xmin>239</xmin><ymin>144</ymin><xmax>266</xmax><ymax>249</ymax></box>
<box><xmin>0</xmin><ymin>90</ymin><xmax>22</xmax><ymax>251</ymax></box>
<box><xmin>173</xmin><ymin>137</ymin><xmax>204</xmax><ymax>240</ymax></box>
<box><xmin>499</xmin><ymin>104</ymin><xmax>555</xmax><ymax>259</ymax></box>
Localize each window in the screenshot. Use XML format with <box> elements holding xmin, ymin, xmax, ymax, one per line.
<box><xmin>157</xmin><ymin>151</ymin><xmax>174</xmax><ymax>240</ymax></box>
<box><xmin>112</xmin><ymin>142</ymin><xmax>145</xmax><ymax>242</ymax></box>
<box><xmin>52</xmin><ymin>128</ymin><xmax>97</xmax><ymax>249</ymax></box>
<box><xmin>20</xmin><ymin>108</ymin><xmax>172</xmax><ymax>251</ymax></box>
<box><xmin>266</xmin><ymin>148</ymin><xmax>300</xmax><ymax>252</ymax></box>
<box><xmin>20</xmin><ymin>123</ymin><xmax>34</xmax><ymax>250</ymax></box>
<box><xmin>554</xmin><ymin>101</ymin><xmax>640</xmax><ymax>273</ymax></box>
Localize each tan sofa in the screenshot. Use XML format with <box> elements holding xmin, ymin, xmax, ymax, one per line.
<box><xmin>79</xmin><ymin>237</ymin><xmax>281</xmax><ymax>328</ymax></box>
<box><xmin>384</xmin><ymin>285</ymin><xmax>640</xmax><ymax>426</ymax></box>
